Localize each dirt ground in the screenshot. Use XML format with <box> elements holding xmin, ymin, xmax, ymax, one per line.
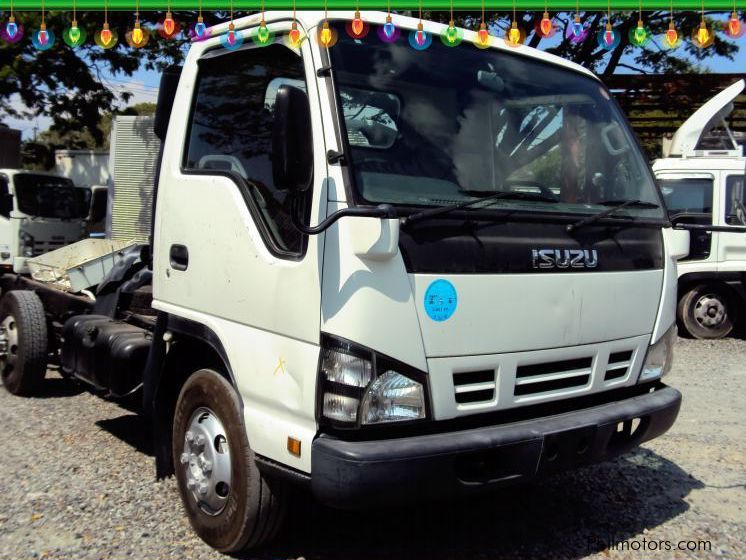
<box><xmin>0</xmin><ymin>336</ymin><xmax>743</xmax><ymax>559</ymax></box>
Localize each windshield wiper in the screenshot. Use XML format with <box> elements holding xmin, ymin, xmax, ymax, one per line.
<box><xmin>566</xmin><ymin>199</ymin><xmax>659</xmax><ymax>232</ymax></box>
<box><xmin>402</xmin><ymin>191</ymin><xmax>557</xmax><ymax>227</ymax></box>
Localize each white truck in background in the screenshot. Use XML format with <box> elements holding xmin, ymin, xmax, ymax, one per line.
<box><xmin>0</xmin><ymin>169</ymin><xmax>90</xmax><ymax>273</ymax></box>
<box><xmin>3</xmin><ymin>11</ymin><xmax>741</xmax><ymax>554</ymax></box>
<box><xmin>654</xmin><ymin>79</ymin><xmax>746</xmax><ymax>339</ymax></box>
<box><xmin>54</xmin><ymin>150</ymin><xmax>110</xmax><ymax>236</ymax></box>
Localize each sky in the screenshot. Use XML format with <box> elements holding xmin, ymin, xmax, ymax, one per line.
<box><xmin>5</xmin><ymin>11</ymin><xmax>746</xmax><ymax>140</ymax></box>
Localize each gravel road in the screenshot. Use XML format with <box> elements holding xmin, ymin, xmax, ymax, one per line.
<box><xmin>0</xmin><ymin>336</ymin><xmax>744</xmax><ymax>560</ymax></box>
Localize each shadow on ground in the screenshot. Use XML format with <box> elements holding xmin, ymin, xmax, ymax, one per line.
<box><xmin>245</xmin><ymin>448</ymin><xmax>701</xmax><ymax>560</ymax></box>
<box><xmin>96</xmin><ymin>414</ymin><xmax>154</xmax><ymax>456</ymax></box>
<box><xmin>31</xmin><ymin>376</ymin><xmax>86</xmax><ymax>398</ymax></box>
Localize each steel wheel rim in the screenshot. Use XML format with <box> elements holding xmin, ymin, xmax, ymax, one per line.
<box><xmin>0</xmin><ymin>314</ymin><xmax>19</xmax><ymax>377</ymax></box>
<box><xmin>180</xmin><ymin>407</ymin><xmax>232</xmax><ymax>516</ymax></box>
<box><xmin>693</xmin><ymin>293</ymin><xmax>727</xmax><ymax>328</ymax></box>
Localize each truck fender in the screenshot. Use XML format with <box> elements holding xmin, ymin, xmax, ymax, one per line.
<box><xmin>144</xmin><ymin>313</ymin><xmax>240</xmax><ymax>478</ymax></box>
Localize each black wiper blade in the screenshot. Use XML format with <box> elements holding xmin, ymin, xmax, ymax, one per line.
<box><xmin>460</xmin><ymin>190</ymin><xmax>559</xmax><ymax>203</ymax></box>
<box><xmin>402</xmin><ymin>191</ymin><xmax>557</xmax><ymax>227</ymax></box>
<box><xmin>597</xmin><ymin>199</ymin><xmax>660</xmax><ymax>208</ymax></box>
<box><xmin>566</xmin><ymin>199</ymin><xmax>659</xmax><ymax>232</ymax></box>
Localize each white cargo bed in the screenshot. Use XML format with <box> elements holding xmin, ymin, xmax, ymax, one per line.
<box><xmin>27</xmin><ymin>238</ymin><xmax>137</xmax><ymax>293</ymax></box>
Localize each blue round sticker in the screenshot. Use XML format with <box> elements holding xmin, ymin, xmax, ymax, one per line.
<box><xmin>424</xmin><ymin>279</ymin><xmax>458</xmax><ymax>322</ymax></box>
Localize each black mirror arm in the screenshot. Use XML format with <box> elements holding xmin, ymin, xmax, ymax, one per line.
<box><xmin>673</xmin><ymin>222</ymin><xmax>746</xmax><ymax>233</ymax></box>
<box><xmin>291</xmin><ymin>194</ymin><xmax>396</xmax><ymax>235</ymax></box>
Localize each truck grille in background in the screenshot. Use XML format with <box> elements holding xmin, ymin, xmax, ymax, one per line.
<box><xmin>453</xmin><ymin>369</ymin><xmax>496</xmax><ymax>404</ymax></box>
<box><xmin>514</xmin><ymin>357</ymin><xmax>592</xmax><ymax>396</ymax></box>
<box><xmin>605</xmin><ymin>350</ymin><xmax>633</xmax><ymax>381</ymax></box>
<box><xmin>33</xmin><ymin>240</ymin><xmax>68</xmax><ymax>255</ymax></box>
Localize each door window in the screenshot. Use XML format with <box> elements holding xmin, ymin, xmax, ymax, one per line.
<box><xmin>658</xmin><ymin>177</ymin><xmax>713</xmax><ymax>222</ymax></box>
<box><xmin>658</xmin><ymin>177</ymin><xmax>714</xmax><ymax>261</ymax></box>
<box><xmin>724</xmin><ymin>175</ymin><xmax>746</xmax><ymax>226</ymax></box>
<box><xmin>184</xmin><ymin>41</ymin><xmax>312</xmax><ymax>257</ymax></box>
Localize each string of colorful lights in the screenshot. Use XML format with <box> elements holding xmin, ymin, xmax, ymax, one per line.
<box><xmin>1</xmin><ymin>3</ymin><xmax>744</xmax><ymax>50</ymax></box>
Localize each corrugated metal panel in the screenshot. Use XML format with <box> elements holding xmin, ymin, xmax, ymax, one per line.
<box><xmin>110</xmin><ymin>117</ymin><xmax>159</xmax><ymax>242</ymax></box>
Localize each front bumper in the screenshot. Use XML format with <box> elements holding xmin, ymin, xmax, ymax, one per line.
<box><xmin>311</xmin><ymin>385</ymin><xmax>681</xmax><ymax>509</ymax></box>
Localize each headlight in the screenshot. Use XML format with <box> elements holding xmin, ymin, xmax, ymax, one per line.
<box><xmin>640</xmin><ymin>324</ymin><xmax>677</xmax><ymax>382</ymax></box>
<box><xmin>360</xmin><ymin>371</ymin><xmax>425</xmax><ymax>424</ymax></box>
<box><xmin>318</xmin><ymin>336</ymin><xmax>429</xmax><ymax>427</ymax></box>
<box><xmin>19</xmin><ymin>231</ymin><xmax>34</xmax><ymax>257</ymax></box>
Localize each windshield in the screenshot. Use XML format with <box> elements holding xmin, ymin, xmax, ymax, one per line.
<box><xmin>328</xmin><ymin>21</ymin><xmax>664</xmax><ymax>220</ymax></box>
<box><xmin>13</xmin><ymin>174</ymin><xmax>90</xmax><ymax>219</ymax></box>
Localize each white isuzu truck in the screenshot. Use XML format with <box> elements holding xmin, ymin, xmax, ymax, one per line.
<box><xmin>0</xmin><ymin>169</ymin><xmax>90</xmax><ymax>273</ymax></box>
<box><xmin>0</xmin><ymin>11</ymin><xmax>718</xmax><ymax>554</ymax></box>
<box><xmin>653</xmin><ymin>79</ymin><xmax>746</xmax><ymax>339</ymax></box>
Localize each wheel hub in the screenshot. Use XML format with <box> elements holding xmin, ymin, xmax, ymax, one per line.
<box><xmin>693</xmin><ymin>294</ymin><xmax>726</xmax><ymax>328</ymax></box>
<box><xmin>0</xmin><ymin>315</ymin><xmax>19</xmax><ymax>373</ymax></box>
<box><xmin>180</xmin><ymin>407</ymin><xmax>232</xmax><ymax>515</ymax></box>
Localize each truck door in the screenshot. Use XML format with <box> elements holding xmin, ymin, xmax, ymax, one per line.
<box><xmin>717</xmin><ymin>172</ymin><xmax>746</xmax><ymax>272</ymax></box>
<box><xmin>657</xmin><ymin>172</ymin><xmax>718</xmax><ymax>273</ymax></box>
<box><xmin>153</xmin><ymin>25</ymin><xmax>327</xmax><ymax>470</ymax></box>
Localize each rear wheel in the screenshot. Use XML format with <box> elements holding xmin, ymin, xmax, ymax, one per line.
<box><xmin>677</xmin><ymin>283</ymin><xmax>736</xmax><ymax>339</ymax></box>
<box><xmin>0</xmin><ymin>290</ymin><xmax>48</xmax><ymax>395</ymax></box>
<box><xmin>172</xmin><ymin>369</ymin><xmax>286</xmax><ymax>553</ymax></box>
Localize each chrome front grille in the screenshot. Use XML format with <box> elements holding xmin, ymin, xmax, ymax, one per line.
<box><xmin>514</xmin><ymin>357</ymin><xmax>593</xmax><ymax>396</ymax></box>
<box><xmin>453</xmin><ymin>369</ymin><xmax>495</xmax><ymax>404</ymax></box>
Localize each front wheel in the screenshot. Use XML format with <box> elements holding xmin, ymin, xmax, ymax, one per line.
<box><xmin>0</xmin><ymin>290</ymin><xmax>48</xmax><ymax>395</ymax></box>
<box><xmin>172</xmin><ymin>369</ymin><xmax>287</xmax><ymax>553</ymax></box>
<box><xmin>677</xmin><ymin>283</ymin><xmax>737</xmax><ymax>339</ymax></box>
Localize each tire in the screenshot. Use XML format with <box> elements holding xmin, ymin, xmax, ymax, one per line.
<box><xmin>0</xmin><ymin>290</ymin><xmax>48</xmax><ymax>395</ymax></box>
<box><xmin>677</xmin><ymin>283</ymin><xmax>736</xmax><ymax>339</ymax></box>
<box><xmin>172</xmin><ymin>369</ymin><xmax>287</xmax><ymax>553</ymax></box>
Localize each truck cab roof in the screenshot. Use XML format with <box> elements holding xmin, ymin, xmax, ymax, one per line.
<box><xmin>653</xmin><ymin>156</ymin><xmax>745</xmax><ymax>173</ymax></box>
<box><xmin>197</xmin><ymin>10</ymin><xmax>599</xmax><ymax>82</ymax></box>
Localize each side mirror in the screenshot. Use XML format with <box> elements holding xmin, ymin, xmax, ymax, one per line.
<box><xmin>0</xmin><ymin>193</ymin><xmax>13</xmax><ymax>217</ymax></box>
<box><xmin>346</xmin><ymin>216</ymin><xmax>400</xmax><ymax>262</ymax></box>
<box><xmin>154</xmin><ymin>66</ymin><xmax>182</xmax><ymax>141</ymax></box>
<box><xmin>272</xmin><ymin>85</ymin><xmax>313</xmax><ymax>192</ymax></box>
<box><xmin>667</xmin><ymin>228</ymin><xmax>690</xmax><ymax>261</ymax></box>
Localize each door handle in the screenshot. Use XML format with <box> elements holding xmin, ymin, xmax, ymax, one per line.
<box><xmin>169</xmin><ymin>244</ymin><xmax>189</xmax><ymax>271</ymax></box>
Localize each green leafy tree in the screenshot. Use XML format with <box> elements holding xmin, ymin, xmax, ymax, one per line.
<box><xmin>1</xmin><ymin>9</ymin><xmax>740</xmax><ymax>162</ymax></box>
<box><xmin>1</xmin><ymin>10</ymin><xmax>209</xmax><ymax>145</ymax></box>
<box><xmin>436</xmin><ymin>10</ymin><xmax>739</xmax><ymax>75</ymax></box>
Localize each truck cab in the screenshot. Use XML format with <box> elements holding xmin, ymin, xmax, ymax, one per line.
<box><xmin>0</xmin><ymin>169</ymin><xmax>90</xmax><ymax>273</ymax></box>
<box><xmin>0</xmin><ymin>11</ymin><xmax>692</xmax><ymax>554</ymax></box>
<box><xmin>653</xmin><ymin>79</ymin><xmax>746</xmax><ymax>338</ymax></box>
